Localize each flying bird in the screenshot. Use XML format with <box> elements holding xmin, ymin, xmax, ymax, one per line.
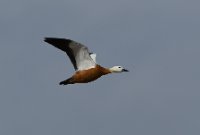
<box><xmin>44</xmin><ymin>37</ymin><xmax>129</xmax><ymax>85</ymax></box>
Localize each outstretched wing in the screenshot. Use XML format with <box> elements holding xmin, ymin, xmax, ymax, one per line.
<box><xmin>44</xmin><ymin>37</ymin><xmax>96</xmax><ymax>71</ymax></box>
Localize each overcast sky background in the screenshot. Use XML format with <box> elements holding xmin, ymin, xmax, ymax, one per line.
<box><xmin>1</xmin><ymin>0</ymin><xmax>200</xmax><ymax>135</ymax></box>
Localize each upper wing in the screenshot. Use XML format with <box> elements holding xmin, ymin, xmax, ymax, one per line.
<box><xmin>44</xmin><ymin>37</ymin><xmax>96</xmax><ymax>71</ymax></box>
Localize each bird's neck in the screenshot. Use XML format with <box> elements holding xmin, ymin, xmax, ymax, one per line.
<box><xmin>96</xmin><ymin>65</ymin><xmax>112</xmax><ymax>75</ymax></box>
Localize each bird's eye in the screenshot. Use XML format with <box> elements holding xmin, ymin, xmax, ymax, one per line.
<box><xmin>118</xmin><ymin>67</ymin><xmax>121</xmax><ymax>68</ymax></box>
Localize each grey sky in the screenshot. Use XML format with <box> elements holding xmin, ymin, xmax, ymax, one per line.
<box><xmin>1</xmin><ymin>0</ymin><xmax>200</xmax><ymax>135</ymax></box>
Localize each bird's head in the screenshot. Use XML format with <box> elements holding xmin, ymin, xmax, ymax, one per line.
<box><xmin>109</xmin><ymin>66</ymin><xmax>129</xmax><ymax>73</ymax></box>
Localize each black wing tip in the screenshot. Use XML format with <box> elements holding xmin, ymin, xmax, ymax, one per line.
<box><xmin>44</xmin><ymin>37</ymin><xmax>58</xmax><ymax>43</ymax></box>
<box><xmin>44</xmin><ymin>37</ymin><xmax>50</xmax><ymax>40</ymax></box>
<box><xmin>44</xmin><ymin>37</ymin><xmax>53</xmax><ymax>44</ymax></box>
<box><xmin>44</xmin><ymin>37</ymin><xmax>71</xmax><ymax>41</ymax></box>
<box><xmin>44</xmin><ymin>37</ymin><xmax>73</xmax><ymax>44</ymax></box>
<box><xmin>44</xmin><ymin>37</ymin><xmax>48</xmax><ymax>43</ymax></box>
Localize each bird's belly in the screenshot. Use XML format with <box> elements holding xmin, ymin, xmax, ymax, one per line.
<box><xmin>73</xmin><ymin>69</ymin><xmax>103</xmax><ymax>83</ymax></box>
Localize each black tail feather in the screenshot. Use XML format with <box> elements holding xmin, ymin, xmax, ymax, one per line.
<box><xmin>59</xmin><ymin>78</ymin><xmax>73</xmax><ymax>85</ymax></box>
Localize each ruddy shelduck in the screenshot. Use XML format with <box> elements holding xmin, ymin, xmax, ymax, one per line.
<box><xmin>44</xmin><ymin>37</ymin><xmax>129</xmax><ymax>85</ymax></box>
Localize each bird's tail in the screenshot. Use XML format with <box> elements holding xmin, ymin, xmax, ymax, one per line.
<box><xmin>59</xmin><ymin>78</ymin><xmax>74</xmax><ymax>85</ymax></box>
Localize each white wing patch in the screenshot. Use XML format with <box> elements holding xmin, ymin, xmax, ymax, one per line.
<box><xmin>75</xmin><ymin>47</ymin><xmax>96</xmax><ymax>71</ymax></box>
<box><xmin>90</xmin><ymin>53</ymin><xmax>97</xmax><ymax>63</ymax></box>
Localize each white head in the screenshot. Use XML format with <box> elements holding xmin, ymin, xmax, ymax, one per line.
<box><xmin>109</xmin><ymin>66</ymin><xmax>129</xmax><ymax>73</ymax></box>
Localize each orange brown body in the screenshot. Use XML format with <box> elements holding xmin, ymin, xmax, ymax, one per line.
<box><xmin>60</xmin><ymin>65</ymin><xmax>111</xmax><ymax>84</ymax></box>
